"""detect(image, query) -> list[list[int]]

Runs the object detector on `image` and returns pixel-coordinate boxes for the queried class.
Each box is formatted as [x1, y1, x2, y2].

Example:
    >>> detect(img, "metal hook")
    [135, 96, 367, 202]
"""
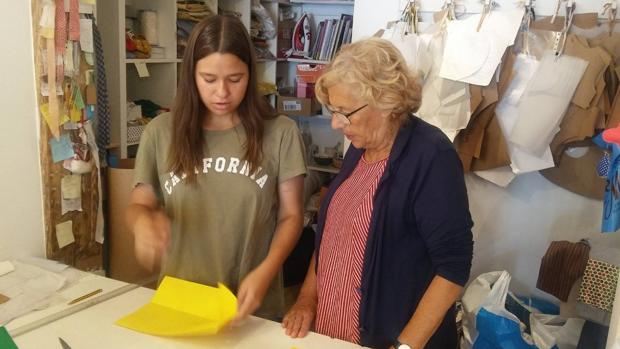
[550, 0, 565, 24]
[521, 0, 536, 55]
[602, 1, 618, 36]
[554, 0, 575, 58]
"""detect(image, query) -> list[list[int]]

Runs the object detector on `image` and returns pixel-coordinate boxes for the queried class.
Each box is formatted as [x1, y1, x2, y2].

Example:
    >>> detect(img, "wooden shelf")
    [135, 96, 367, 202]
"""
[287, 57, 330, 64]
[125, 58, 182, 64]
[290, 0, 354, 5]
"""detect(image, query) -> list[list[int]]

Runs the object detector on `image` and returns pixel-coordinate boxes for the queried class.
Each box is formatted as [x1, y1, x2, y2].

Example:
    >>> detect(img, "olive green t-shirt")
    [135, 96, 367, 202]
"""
[133, 112, 307, 319]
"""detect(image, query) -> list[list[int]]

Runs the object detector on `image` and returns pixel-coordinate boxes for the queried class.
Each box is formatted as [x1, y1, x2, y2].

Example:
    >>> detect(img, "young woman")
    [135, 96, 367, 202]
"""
[126, 15, 307, 322]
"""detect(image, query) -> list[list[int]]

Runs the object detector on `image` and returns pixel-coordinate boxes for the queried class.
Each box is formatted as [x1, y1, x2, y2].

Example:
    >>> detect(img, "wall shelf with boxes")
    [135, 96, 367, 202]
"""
[98, 0, 352, 163]
[270, 0, 355, 174]
[98, 0, 219, 159]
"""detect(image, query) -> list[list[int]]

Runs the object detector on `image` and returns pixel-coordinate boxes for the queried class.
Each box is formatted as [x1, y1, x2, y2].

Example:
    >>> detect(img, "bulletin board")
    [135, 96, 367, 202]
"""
[31, 0, 103, 271]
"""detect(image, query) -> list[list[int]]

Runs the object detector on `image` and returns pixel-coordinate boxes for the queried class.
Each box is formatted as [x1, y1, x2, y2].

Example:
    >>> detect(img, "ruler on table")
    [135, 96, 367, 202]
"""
[8, 276, 157, 338]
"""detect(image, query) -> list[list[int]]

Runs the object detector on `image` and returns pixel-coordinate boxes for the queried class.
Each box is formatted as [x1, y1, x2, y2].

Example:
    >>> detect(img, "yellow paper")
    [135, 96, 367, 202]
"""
[116, 276, 237, 336]
[70, 107, 81, 122]
[60, 113, 70, 125]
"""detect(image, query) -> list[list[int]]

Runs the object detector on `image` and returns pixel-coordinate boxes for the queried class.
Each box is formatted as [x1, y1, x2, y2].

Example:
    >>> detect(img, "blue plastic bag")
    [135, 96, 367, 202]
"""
[462, 271, 538, 349]
[593, 133, 620, 233]
[473, 308, 538, 349]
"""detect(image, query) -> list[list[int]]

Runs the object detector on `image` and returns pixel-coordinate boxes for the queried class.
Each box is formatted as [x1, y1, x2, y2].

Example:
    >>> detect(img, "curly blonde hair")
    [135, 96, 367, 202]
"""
[315, 37, 422, 124]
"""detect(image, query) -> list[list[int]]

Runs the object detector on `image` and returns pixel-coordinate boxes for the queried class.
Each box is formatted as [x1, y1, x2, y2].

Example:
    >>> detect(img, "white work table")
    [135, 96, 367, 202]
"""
[8, 275, 365, 349]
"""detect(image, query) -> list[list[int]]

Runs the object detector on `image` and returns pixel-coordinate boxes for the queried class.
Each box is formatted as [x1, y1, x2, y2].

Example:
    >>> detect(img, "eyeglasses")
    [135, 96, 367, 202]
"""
[325, 104, 368, 124]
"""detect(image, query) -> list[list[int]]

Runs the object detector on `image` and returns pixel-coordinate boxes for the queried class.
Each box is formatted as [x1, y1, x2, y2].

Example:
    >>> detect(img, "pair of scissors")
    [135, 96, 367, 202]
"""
[58, 337, 72, 349]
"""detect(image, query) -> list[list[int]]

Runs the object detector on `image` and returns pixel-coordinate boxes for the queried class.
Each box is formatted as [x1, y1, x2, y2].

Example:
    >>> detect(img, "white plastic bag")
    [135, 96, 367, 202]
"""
[530, 314, 584, 349]
[461, 271, 537, 349]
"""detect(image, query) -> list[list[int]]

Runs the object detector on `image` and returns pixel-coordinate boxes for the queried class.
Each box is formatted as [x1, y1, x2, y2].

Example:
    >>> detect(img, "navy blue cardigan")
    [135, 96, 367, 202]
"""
[315, 117, 474, 349]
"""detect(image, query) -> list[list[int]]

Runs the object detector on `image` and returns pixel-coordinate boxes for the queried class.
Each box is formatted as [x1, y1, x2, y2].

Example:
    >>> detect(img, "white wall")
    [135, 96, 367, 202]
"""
[467, 173, 620, 295]
[352, 0, 620, 298]
[0, 2, 45, 259]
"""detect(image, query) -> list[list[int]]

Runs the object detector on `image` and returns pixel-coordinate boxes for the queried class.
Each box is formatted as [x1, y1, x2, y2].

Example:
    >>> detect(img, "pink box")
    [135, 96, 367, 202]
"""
[296, 81, 315, 98]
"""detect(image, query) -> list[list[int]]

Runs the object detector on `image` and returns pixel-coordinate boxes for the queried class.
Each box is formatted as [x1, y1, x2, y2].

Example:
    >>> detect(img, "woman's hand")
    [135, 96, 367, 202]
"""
[231, 264, 273, 325]
[133, 209, 170, 271]
[282, 295, 316, 338]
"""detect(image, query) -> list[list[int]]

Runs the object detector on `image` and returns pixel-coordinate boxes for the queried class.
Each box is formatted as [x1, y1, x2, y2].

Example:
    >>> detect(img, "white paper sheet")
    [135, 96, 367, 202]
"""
[61, 175, 81, 199]
[510, 52, 588, 157]
[134, 62, 150, 78]
[0, 261, 67, 325]
[381, 22, 434, 79]
[416, 27, 471, 140]
[494, 54, 556, 174]
[439, 9, 525, 86]
[474, 166, 517, 187]
[79, 18, 94, 53]
[56, 221, 75, 249]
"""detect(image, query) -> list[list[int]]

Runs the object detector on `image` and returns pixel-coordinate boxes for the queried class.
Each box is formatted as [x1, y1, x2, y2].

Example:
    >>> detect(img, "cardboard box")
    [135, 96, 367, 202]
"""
[296, 64, 325, 83]
[277, 96, 322, 117]
[107, 159, 158, 286]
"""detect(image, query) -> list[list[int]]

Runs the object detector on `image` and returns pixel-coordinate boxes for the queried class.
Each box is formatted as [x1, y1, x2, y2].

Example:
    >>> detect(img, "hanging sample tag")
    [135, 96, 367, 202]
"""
[64, 41, 74, 76]
[86, 84, 96, 104]
[134, 62, 150, 78]
[79, 18, 94, 53]
[61, 174, 82, 199]
[73, 85, 85, 109]
[49, 134, 75, 163]
[55, 221, 75, 248]
[70, 107, 81, 122]
[46, 39, 61, 139]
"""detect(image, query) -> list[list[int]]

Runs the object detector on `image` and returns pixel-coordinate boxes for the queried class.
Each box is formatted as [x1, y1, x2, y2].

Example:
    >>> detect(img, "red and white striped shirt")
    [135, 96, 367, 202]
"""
[315, 155, 388, 344]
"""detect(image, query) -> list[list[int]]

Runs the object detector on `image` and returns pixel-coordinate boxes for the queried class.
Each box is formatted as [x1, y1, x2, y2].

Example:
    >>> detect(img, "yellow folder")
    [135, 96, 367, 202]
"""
[116, 276, 237, 336]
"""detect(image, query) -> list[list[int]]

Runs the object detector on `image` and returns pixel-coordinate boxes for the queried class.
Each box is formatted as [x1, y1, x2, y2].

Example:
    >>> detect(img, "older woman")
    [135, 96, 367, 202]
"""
[282, 38, 474, 349]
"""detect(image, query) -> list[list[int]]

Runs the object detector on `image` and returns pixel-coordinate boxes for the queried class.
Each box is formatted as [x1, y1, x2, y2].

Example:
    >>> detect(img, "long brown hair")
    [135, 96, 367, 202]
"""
[169, 15, 275, 181]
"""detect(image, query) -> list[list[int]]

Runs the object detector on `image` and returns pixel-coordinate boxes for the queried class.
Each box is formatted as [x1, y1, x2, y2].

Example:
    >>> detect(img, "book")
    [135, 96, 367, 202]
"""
[326, 17, 344, 60]
[334, 14, 353, 57]
[320, 19, 336, 61]
[312, 20, 326, 60]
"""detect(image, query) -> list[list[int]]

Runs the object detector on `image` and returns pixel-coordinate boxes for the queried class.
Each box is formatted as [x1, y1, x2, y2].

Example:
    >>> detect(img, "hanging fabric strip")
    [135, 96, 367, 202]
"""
[64, 41, 74, 77]
[39, 0, 55, 39]
[90, 15, 110, 166]
[47, 38, 60, 139]
[54, 0, 67, 83]
[54, 0, 66, 54]
[68, 0, 80, 41]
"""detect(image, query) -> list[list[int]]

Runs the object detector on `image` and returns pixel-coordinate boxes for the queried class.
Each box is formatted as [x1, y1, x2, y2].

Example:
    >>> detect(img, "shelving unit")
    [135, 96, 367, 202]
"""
[287, 57, 330, 64]
[97, 0, 353, 161]
[97, 0, 195, 158]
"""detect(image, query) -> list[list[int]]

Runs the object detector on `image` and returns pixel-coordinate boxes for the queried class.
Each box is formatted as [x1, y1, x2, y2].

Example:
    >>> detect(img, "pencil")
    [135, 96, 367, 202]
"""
[67, 288, 103, 305]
